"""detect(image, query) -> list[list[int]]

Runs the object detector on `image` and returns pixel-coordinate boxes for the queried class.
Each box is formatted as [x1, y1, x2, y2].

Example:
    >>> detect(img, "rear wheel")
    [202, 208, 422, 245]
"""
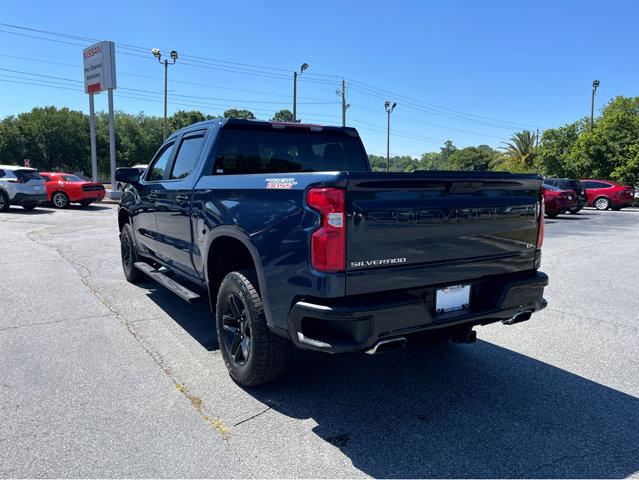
[569, 207, 581, 214]
[22, 205, 36, 211]
[0, 191, 9, 212]
[216, 270, 291, 386]
[120, 223, 145, 284]
[52, 191, 70, 209]
[594, 197, 610, 210]
[545, 211, 559, 218]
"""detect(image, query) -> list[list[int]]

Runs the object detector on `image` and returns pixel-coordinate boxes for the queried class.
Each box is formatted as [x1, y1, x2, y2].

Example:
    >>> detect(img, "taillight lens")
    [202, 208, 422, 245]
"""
[537, 190, 545, 248]
[306, 187, 345, 272]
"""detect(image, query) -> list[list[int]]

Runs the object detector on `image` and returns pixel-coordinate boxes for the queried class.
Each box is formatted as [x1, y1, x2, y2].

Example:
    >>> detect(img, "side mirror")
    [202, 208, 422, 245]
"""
[115, 167, 142, 184]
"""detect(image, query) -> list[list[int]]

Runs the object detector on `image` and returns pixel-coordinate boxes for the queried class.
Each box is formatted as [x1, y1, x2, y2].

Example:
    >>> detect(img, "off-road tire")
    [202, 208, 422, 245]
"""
[216, 270, 291, 386]
[120, 223, 145, 284]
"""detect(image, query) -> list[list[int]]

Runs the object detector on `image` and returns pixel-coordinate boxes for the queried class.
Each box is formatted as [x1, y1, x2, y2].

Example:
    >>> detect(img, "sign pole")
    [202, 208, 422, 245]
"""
[107, 88, 116, 191]
[88, 93, 98, 182]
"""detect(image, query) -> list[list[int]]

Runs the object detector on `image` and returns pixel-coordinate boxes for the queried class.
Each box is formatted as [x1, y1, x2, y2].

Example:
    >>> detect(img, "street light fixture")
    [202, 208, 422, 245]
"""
[152, 48, 179, 140]
[293, 63, 309, 123]
[590, 79, 600, 132]
[384, 101, 397, 171]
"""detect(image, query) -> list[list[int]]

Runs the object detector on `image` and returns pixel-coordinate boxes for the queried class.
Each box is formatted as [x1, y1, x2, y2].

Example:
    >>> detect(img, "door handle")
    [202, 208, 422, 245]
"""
[176, 194, 189, 205]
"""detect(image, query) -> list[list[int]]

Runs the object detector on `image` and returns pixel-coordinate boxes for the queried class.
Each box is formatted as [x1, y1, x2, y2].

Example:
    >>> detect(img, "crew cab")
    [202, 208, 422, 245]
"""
[116, 119, 548, 386]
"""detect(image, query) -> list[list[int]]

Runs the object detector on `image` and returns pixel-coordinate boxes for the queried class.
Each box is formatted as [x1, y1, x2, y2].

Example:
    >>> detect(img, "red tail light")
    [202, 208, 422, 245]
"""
[537, 189, 545, 248]
[306, 187, 345, 272]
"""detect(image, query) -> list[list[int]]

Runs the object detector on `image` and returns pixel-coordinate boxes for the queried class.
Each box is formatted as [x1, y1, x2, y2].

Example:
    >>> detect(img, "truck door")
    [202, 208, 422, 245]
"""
[133, 141, 176, 258]
[155, 130, 207, 278]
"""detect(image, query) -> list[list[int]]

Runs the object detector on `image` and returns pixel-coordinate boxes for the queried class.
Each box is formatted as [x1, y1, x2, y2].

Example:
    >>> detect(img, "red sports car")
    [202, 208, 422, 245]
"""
[542, 184, 577, 218]
[580, 179, 635, 210]
[39, 172, 106, 208]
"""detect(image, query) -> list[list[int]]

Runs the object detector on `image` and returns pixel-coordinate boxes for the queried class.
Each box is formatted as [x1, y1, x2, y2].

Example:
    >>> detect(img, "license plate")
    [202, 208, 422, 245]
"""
[436, 284, 470, 314]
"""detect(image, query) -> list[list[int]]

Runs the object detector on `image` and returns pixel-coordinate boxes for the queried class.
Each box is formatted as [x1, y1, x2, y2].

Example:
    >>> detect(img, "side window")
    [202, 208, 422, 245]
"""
[169, 134, 205, 180]
[0, 169, 5, 178]
[582, 181, 594, 188]
[596, 182, 612, 188]
[41, 175, 52, 182]
[147, 142, 175, 181]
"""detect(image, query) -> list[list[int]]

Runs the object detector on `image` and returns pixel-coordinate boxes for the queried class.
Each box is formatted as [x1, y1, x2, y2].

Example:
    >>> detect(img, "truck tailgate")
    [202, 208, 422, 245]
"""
[345, 171, 542, 295]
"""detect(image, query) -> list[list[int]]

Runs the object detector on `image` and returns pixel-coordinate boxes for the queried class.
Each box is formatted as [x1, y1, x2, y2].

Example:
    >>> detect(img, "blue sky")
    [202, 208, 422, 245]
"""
[0, 0, 637, 157]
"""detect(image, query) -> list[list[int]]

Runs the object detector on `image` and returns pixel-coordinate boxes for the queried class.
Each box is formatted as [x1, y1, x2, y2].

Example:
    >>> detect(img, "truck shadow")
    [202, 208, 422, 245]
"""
[248, 340, 639, 478]
[145, 284, 219, 351]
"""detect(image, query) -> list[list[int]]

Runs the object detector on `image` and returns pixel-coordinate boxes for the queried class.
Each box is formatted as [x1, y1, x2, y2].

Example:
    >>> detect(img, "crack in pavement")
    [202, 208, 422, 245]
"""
[22, 222, 256, 475]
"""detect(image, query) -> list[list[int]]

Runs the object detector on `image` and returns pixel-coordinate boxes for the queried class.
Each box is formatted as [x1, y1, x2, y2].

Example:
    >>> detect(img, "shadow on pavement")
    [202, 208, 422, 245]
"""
[141, 285, 638, 477]
[249, 340, 639, 478]
[1, 207, 54, 215]
[145, 283, 219, 351]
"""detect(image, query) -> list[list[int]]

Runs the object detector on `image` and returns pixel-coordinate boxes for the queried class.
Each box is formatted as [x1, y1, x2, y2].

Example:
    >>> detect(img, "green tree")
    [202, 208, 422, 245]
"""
[535, 120, 586, 177]
[440, 140, 457, 163]
[223, 109, 256, 120]
[500, 130, 537, 169]
[447, 145, 496, 171]
[169, 110, 210, 132]
[416, 151, 443, 170]
[270, 109, 294, 122]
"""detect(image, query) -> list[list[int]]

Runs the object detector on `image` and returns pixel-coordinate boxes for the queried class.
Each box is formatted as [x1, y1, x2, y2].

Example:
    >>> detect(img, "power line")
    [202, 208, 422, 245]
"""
[0, 22, 539, 131]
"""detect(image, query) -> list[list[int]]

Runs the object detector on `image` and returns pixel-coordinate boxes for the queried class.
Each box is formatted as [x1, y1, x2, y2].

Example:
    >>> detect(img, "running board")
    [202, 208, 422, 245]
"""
[134, 262, 201, 302]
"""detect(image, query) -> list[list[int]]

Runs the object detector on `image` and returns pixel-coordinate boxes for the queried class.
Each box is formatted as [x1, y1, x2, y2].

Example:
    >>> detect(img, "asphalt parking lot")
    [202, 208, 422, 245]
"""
[1, 203, 638, 478]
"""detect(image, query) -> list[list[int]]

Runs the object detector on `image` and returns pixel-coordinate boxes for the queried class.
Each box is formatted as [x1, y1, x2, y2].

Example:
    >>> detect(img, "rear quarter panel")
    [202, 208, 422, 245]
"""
[192, 172, 346, 329]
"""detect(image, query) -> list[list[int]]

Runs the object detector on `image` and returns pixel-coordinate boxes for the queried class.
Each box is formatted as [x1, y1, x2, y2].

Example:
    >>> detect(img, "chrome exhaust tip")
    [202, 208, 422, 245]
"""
[503, 310, 533, 325]
[366, 337, 407, 354]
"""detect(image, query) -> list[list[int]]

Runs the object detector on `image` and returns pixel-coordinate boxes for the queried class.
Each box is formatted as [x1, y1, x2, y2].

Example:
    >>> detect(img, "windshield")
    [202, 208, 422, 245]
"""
[62, 175, 85, 182]
[214, 125, 370, 174]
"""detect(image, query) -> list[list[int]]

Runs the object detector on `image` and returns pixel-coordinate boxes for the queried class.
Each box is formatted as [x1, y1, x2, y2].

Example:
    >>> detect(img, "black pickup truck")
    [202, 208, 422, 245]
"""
[116, 119, 548, 386]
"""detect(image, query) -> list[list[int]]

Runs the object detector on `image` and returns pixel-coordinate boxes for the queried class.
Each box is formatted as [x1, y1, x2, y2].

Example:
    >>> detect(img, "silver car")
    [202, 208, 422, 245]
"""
[0, 165, 47, 211]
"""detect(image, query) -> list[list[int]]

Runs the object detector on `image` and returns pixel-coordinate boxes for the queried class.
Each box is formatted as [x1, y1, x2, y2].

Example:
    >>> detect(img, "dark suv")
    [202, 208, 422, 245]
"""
[543, 178, 587, 213]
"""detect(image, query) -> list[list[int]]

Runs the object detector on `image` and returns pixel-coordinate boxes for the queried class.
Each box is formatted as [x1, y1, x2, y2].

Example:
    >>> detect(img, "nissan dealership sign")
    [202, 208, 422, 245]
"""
[83, 41, 117, 93]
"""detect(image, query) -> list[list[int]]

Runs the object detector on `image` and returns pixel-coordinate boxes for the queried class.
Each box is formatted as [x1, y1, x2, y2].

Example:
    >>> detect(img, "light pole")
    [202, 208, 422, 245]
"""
[384, 101, 397, 172]
[293, 63, 308, 123]
[590, 79, 600, 133]
[152, 48, 178, 140]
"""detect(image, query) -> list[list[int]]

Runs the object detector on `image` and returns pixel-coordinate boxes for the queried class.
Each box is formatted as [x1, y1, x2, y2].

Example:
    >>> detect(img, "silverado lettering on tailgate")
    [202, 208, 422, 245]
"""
[364, 205, 536, 226]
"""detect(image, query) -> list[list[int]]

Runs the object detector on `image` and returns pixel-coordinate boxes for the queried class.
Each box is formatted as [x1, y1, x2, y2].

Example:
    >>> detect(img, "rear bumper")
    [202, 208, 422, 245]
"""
[12, 193, 47, 206]
[287, 271, 548, 353]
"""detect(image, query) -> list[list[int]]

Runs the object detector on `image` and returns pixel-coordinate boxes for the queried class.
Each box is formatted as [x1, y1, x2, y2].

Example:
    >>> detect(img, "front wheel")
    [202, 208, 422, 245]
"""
[594, 197, 610, 210]
[120, 223, 145, 284]
[216, 271, 291, 386]
[569, 207, 581, 214]
[545, 211, 559, 218]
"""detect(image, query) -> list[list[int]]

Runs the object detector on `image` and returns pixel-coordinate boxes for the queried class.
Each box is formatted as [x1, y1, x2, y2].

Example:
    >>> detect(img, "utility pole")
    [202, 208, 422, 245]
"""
[336, 78, 351, 127]
[152, 48, 179, 140]
[536, 127, 540, 148]
[384, 101, 397, 172]
[293, 63, 308, 123]
[590, 79, 600, 133]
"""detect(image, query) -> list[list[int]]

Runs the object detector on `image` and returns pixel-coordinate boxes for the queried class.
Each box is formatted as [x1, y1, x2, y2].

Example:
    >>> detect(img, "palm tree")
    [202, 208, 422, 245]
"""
[501, 130, 537, 167]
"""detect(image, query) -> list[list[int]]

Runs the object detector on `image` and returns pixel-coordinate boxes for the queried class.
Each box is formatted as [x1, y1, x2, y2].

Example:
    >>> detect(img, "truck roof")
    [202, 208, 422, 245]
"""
[171, 118, 360, 138]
